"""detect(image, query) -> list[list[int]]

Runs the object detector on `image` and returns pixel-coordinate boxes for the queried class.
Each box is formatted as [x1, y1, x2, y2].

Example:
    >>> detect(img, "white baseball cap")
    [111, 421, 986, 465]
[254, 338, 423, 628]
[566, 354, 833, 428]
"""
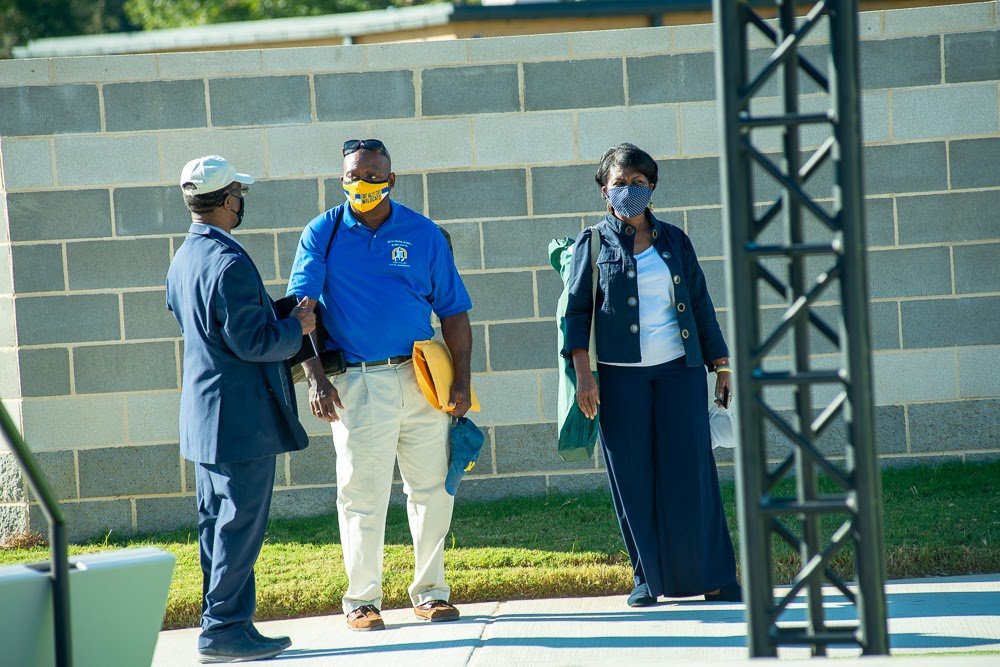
[179, 155, 253, 195]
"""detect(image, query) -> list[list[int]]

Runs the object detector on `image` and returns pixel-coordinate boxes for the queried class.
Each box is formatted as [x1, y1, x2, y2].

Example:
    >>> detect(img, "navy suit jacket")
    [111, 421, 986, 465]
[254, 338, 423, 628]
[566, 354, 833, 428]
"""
[166, 223, 309, 464]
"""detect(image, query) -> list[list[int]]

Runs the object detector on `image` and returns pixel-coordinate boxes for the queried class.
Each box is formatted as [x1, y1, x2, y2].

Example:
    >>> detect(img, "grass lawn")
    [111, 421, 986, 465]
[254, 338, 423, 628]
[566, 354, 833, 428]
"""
[1, 460, 997, 630]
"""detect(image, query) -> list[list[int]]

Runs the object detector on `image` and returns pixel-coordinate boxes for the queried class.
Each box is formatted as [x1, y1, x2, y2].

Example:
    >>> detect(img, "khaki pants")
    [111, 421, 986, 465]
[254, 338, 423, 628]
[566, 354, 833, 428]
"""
[330, 360, 453, 614]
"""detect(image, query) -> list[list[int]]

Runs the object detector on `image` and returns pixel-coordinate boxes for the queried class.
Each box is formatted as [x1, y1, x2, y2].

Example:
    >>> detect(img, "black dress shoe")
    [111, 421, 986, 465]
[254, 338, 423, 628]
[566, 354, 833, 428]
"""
[704, 582, 743, 602]
[627, 583, 656, 607]
[247, 624, 292, 651]
[198, 633, 287, 663]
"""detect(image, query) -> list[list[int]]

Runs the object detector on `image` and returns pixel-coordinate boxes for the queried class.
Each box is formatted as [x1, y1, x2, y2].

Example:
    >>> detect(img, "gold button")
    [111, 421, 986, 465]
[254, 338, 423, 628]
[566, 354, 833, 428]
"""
[625, 225, 635, 235]
[628, 297, 638, 306]
[627, 270, 636, 279]
[661, 251, 670, 259]
[630, 324, 639, 333]
[673, 275, 681, 284]
[681, 329, 690, 339]
[677, 302, 686, 312]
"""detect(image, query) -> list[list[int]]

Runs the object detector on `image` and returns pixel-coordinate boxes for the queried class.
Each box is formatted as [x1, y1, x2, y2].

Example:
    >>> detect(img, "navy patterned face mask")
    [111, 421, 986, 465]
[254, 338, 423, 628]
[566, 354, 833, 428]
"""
[606, 184, 652, 219]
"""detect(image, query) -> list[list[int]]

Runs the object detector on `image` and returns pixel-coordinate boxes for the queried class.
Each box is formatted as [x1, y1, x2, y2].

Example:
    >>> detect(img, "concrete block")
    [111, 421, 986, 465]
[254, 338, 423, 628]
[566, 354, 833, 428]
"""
[578, 106, 679, 161]
[524, 59, 624, 111]
[15, 294, 120, 345]
[161, 50, 261, 79]
[103, 80, 207, 132]
[489, 322, 555, 372]
[288, 435, 336, 486]
[945, 31, 1000, 83]
[868, 246, 952, 299]
[0, 84, 100, 137]
[909, 399, 1000, 453]
[0, 504, 28, 539]
[885, 4, 996, 37]
[10, 244, 64, 293]
[113, 185, 191, 237]
[876, 404, 908, 454]
[0, 245, 11, 295]
[860, 35, 941, 89]
[686, 208, 723, 257]
[954, 244, 1000, 295]
[865, 197, 895, 247]
[267, 122, 368, 177]
[30, 499, 132, 543]
[531, 164, 605, 216]
[539, 369, 558, 422]
[949, 137, 1000, 190]
[184, 460, 195, 494]
[79, 444, 181, 497]
[453, 475, 547, 503]
[276, 231, 302, 282]
[241, 179, 320, 232]
[472, 372, 543, 425]
[437, 221, 480, 272]
[898, 190, 1000, 244]
[427, 169, 527, 221]
[235, 232, 277, 281]
[66, 238, 169, 290]
[0, 138, 55, 190]
[315, 70, 415, 121]
[74, 342, 177, 394]
[0, 349, 16, 399]
[365, 40, 468, 69]
[473, 112, 575, 167]
[902, 297, 1000, 349]
[893, 84, 998, 140]
[680, 102, 718, 156]
[262, 45, 363, 74]
[482, 217, 580, 269]
[548, 472, 606, 495]
[0, 297, 14, 347]
[55, 135, 161, 187]
[50, 54, 157, 84]
[469, 33, 570, 63]
[628, 52, 715, 105]
[672, 23, 714, 52]
[135, 495, 196, 535]
[495, 422, 588, 473]
[126, 392, 181, 444]
[210, 76, 311, 127]
[0, 454, 25, 502]
[124, 289, 180, 341]
[422, 65, 519, 116]
[660, 157, 721, 208]
[958, 346, 1000, 399]
[7, 189, 112, 242]
[699, 258, 727, 308]
[861, 89, 891, 144]
[0, 58, 50, 85]
[29, 450, 78, 501]
[864, 142, 947, 196]
[870, 300, 902, 351]
[461, 272, 534, 322]
[270, 486, 338, 520]
[160, 128, 267, 185]
[17, 348, 71, 398]
[369, 118, 473, 171]
[21, 395, 125, 450]
[873, 350, 958, 404]
[537, 269, 565, 319]
[570, 26, 670, 57]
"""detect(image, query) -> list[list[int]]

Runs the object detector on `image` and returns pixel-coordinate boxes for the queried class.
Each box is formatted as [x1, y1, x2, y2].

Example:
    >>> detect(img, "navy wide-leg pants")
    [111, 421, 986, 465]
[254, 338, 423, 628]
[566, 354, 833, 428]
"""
[597, 358, 737, 598]
[195, 456, 276, 645]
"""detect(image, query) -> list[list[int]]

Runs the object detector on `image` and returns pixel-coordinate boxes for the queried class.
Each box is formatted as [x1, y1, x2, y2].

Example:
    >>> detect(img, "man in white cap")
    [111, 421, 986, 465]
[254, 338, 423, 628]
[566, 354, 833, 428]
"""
[166, 155, 316, 663]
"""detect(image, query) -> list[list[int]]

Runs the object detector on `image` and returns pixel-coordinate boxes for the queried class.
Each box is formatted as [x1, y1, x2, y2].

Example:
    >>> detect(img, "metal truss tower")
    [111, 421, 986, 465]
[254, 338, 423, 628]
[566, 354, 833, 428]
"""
[713, 0, 889, 656]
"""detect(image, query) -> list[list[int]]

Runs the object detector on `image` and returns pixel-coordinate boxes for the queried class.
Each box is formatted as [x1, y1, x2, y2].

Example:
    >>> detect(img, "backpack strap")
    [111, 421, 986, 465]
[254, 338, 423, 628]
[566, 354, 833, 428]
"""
[324, 206, 344, 259]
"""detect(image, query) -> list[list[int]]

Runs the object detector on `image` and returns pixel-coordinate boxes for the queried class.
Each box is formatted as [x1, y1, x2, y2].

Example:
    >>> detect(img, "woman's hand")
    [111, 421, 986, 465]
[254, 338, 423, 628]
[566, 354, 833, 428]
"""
[571, 348, 599, 419]
[712, 357, 733, 408]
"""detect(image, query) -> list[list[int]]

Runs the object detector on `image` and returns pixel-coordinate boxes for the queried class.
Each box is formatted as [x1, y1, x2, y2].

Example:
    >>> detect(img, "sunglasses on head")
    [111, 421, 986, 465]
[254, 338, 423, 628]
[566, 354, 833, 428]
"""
[343, 139, 388, 157]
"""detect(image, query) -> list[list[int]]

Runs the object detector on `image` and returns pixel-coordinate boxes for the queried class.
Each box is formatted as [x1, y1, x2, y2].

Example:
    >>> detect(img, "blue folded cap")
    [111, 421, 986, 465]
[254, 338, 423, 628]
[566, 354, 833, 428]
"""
[445, 417, 485, 496]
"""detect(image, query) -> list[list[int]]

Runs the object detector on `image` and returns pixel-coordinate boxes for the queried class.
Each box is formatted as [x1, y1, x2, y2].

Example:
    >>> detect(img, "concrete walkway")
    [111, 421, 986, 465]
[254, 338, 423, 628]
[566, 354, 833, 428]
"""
[152, 575, 1000, 666]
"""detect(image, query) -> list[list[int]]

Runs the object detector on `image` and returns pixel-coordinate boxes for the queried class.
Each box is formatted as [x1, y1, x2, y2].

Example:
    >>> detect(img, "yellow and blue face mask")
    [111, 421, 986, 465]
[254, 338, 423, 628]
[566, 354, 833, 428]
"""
[343, 179, 390, 213]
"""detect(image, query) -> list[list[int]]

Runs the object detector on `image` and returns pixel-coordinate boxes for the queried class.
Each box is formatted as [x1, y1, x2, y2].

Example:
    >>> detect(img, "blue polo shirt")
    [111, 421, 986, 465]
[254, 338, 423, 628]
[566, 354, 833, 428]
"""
[286, 201, 472, 363]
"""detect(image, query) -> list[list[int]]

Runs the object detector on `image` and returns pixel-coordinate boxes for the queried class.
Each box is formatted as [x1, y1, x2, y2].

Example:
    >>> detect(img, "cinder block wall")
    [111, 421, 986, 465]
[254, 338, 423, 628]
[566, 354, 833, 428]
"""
[0, 3, 998, 541]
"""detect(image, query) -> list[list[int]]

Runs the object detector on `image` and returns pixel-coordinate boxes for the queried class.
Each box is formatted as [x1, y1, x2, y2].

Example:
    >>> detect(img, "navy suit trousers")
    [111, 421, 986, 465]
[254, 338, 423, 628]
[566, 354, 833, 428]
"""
[195, 456, 276, 643]
[597, 358, 738, 598]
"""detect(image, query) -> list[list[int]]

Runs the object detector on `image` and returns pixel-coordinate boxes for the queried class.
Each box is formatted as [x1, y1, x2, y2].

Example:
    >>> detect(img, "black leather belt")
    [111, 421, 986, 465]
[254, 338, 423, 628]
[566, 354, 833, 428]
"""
[345, 355, 411, 369]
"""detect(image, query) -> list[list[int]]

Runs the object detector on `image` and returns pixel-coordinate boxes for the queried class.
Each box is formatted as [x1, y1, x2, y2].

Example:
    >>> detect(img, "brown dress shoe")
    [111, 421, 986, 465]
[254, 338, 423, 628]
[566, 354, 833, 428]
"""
[413, 600, 460, 622]
[346, 605, 385, 631]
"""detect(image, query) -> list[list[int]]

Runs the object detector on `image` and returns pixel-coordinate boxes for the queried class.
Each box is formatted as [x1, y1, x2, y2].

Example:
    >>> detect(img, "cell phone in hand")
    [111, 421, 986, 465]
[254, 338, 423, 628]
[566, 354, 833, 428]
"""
[720, 385, 731, 410]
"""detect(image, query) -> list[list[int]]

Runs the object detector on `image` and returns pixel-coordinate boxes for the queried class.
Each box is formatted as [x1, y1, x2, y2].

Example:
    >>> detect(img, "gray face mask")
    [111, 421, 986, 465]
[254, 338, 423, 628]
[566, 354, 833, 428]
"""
[606, 184, 652, 218]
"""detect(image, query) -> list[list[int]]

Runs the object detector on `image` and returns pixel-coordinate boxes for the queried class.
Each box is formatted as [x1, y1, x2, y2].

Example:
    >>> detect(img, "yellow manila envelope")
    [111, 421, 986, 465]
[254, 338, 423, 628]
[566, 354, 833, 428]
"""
[412, 340, 481, 413]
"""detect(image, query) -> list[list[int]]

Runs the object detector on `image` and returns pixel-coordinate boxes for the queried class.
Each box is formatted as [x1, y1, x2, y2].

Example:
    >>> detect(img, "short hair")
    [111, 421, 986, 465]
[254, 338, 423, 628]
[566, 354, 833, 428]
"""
[182, 184, 230, 213]
[594, 143, 658, 188]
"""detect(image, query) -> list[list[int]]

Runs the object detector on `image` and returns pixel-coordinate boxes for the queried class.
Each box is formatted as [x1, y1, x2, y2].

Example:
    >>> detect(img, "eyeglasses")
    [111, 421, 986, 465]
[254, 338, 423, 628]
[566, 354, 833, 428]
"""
[343, 139, 388, 157]
[229, 185, 249, 197]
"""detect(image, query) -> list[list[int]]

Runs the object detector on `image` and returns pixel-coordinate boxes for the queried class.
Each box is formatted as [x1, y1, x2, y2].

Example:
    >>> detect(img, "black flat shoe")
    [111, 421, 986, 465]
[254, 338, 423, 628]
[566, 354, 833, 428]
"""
[627, 583, 656, 607]
[704, 582, 743, 602]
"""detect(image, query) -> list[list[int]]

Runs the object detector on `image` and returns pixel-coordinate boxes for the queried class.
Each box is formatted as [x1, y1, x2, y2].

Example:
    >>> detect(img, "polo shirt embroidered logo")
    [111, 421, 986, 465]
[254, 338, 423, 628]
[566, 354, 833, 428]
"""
[391, 246, 408, 263]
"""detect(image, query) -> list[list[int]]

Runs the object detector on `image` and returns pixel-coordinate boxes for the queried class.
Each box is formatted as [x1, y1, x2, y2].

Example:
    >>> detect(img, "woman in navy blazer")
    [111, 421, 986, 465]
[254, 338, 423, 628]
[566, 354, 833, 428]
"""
[563, 143, 741, 607]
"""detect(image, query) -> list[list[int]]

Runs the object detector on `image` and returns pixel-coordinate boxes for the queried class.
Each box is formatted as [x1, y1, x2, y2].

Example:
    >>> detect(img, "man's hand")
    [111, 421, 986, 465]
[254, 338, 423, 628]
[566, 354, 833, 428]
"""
[290, 296, 316, 335]
[309, 373, 344, 422]
[447, 382, 472, 418]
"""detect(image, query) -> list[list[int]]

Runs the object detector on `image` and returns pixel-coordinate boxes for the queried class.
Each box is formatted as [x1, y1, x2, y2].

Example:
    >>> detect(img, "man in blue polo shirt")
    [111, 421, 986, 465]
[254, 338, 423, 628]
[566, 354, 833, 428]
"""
[287, 139, 473, 631]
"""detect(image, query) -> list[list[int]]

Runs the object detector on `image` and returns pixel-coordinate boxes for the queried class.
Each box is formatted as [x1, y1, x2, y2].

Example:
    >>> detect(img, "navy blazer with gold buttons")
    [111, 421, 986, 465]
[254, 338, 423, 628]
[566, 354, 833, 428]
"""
[562, 212, 728, 368]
